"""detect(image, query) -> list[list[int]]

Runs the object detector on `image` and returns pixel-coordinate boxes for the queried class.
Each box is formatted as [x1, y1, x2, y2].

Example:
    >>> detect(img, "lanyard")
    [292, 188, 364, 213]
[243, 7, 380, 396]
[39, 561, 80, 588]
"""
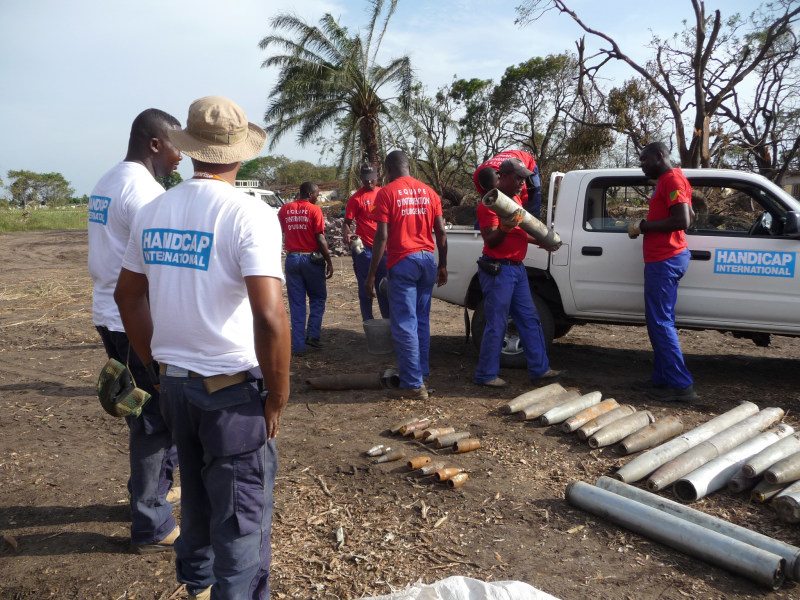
[193, 171, 231, 185]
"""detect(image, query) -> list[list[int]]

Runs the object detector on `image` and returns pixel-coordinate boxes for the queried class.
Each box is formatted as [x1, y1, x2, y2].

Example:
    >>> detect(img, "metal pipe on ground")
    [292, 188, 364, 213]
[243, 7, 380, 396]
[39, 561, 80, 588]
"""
[577, 405, 636, 441]
[482, 188, 562, 250]
[615, 401, 760, 484]
[674, 424, 795, 503]
[518, 390, 580, 421]
[539, 391, 603, 426]
[752, 480, 788, 503]
[588, 411, 654, 449]
[646, 408, 784, 492]
[773, 481, 800, 523]
[764, 451, 800, 485]
[562, 399, 619, 433]
[743, 433, 800, 478]
[595, 476, 800, 582]
[306, 373, 383, 390]
[500, 383, 565, 414]
[616, 416, 684, 455]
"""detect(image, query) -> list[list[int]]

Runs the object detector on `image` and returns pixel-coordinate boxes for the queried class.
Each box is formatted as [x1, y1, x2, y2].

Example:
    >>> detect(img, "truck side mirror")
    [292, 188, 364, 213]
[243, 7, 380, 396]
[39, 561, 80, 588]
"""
[784, 211, 800, 238]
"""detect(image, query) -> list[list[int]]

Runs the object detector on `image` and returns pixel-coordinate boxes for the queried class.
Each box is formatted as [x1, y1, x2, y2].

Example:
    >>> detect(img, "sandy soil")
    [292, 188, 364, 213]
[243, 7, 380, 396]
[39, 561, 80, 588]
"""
[1, 229, 799, 600]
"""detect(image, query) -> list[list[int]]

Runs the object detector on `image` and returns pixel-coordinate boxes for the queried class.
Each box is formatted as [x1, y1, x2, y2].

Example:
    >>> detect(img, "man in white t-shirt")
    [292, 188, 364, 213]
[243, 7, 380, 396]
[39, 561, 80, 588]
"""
[115, 96, 290, 600]
[88, 108, 183, 553]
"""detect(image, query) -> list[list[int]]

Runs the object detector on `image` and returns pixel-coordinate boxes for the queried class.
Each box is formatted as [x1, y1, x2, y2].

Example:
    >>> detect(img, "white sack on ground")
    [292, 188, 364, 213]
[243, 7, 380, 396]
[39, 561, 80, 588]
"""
[357, 576, 560, 600]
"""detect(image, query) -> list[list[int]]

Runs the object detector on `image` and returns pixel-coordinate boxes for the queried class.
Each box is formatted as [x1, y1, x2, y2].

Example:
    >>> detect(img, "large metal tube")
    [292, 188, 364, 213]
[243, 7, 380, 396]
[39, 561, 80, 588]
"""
[306, 373, 383, 390]
[577, 405, 636, 441]
[566, 480, 785, 589]
[774, 481, 800, 523]
[674, 425, 795, 503]
[646, 408, 784, 492]
[743, 433, 800, 478]
[482, 188, 562, 250]
[596, 476, 800, 582]
[764, 451, 800, 485]
[539, 391, 603, 426]
[752, 479, 788, 503]
[518, 390, 580, 421]
[500, 383, 565, 414]
[616, 402, 760, 484]
[588, 411, 654, 449]
[562, 399, 619, 433]
[616, 416, 684, 455]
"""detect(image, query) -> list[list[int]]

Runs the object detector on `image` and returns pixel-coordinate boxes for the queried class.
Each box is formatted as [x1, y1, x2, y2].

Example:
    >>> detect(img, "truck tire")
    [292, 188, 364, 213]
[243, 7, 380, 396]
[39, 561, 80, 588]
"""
[471, 292, 555, 369]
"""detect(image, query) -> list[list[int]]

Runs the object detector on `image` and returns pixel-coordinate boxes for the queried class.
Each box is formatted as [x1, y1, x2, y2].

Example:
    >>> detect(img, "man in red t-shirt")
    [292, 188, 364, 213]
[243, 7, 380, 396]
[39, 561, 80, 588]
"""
[365, 150, 448, 400]
[473, 150, 542, 219]
[628, 141, 696, 402]
[342, 162, 390, 321]
[473, 160, 559, 387]
[278, 181, 333, 355]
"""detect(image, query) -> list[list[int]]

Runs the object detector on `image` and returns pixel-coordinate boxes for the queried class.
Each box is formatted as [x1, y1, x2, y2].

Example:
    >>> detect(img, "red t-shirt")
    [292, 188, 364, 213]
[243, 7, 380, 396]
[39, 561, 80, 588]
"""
[643, 168, 692, 263]
[473, 150, 537, 203]
[344, 186, 381, 247]
[477, 196, 528, 262]
[371, 176, 442, 269]
[277, 199, 324, 252]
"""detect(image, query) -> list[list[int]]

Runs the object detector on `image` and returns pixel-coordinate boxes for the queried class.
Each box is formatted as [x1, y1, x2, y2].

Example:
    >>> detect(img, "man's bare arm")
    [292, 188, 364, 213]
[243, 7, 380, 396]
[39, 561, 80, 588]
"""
[114, 268, 154, 365]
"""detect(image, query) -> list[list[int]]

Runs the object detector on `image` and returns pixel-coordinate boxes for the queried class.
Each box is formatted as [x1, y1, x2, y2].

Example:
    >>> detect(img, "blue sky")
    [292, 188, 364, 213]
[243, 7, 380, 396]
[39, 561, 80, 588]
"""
[0, 0, 759, 196]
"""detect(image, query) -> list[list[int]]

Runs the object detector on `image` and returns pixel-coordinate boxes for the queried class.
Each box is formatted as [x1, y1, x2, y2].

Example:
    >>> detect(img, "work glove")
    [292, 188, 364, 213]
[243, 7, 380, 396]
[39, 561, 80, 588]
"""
[627, 219, 646, 239]
[499, 210, 524, 233]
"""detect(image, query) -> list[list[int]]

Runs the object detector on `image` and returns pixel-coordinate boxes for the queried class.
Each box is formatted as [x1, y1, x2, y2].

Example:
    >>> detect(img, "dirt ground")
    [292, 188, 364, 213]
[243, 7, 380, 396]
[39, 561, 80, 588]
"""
[2, 229, 800, 600]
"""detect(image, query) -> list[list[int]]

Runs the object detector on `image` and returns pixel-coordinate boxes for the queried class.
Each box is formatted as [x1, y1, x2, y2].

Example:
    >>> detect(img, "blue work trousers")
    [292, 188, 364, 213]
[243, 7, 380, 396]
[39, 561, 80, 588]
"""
[160, 375, 277, 600]
[95, 326, 177, 546]
[352, 246, 390, 321]
[644, 250, 693, 389]
[285, 253, 327, 352]
[474, 264, 550, 383]
[387, 252, 436, 389]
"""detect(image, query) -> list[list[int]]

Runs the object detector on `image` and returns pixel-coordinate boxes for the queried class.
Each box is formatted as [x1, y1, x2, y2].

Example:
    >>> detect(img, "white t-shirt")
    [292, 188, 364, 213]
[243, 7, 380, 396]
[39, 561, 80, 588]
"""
[88, 162, 165, 331]
[122, 178, 284, 376]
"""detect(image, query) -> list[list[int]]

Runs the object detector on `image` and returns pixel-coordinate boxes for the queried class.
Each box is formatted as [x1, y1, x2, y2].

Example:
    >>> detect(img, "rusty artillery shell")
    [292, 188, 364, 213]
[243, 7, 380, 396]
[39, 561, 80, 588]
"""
[390, 416, 420, 434]
[589, 411, 655, 449]
[407, 456, 432, 471]
[373, 450, 405, 464]
[448, 473, 469, 488]
[577, 405, 636, 441]
[419, 461, 446, 475]
[400, 419, 431, 436]
[751, 479, 788, 503]
[500, 383, 565, 414]
[422, 427, 455, 442]
[518, 390, 580, 421]
[616, 415, 684, 455]
[306, 373, 382, 390]
[562, 399, 620, 433]
[435, 431, 470, 449]
[412, 428, 430, 440]
[434, 467, 463, 482]
[454, 438, 481, 453]
[366, 444, 390, 457]
[764, 451, 800, 485]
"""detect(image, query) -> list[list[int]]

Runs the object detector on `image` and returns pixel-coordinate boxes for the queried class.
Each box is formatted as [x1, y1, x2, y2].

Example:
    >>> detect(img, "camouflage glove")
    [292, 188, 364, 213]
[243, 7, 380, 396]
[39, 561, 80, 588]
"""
[97, 358, 151, 418]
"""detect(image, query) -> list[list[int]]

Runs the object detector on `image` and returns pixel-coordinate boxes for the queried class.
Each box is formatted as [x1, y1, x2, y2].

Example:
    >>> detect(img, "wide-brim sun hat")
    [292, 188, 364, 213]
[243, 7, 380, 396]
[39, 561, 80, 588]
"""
[168, 95, 266, 164]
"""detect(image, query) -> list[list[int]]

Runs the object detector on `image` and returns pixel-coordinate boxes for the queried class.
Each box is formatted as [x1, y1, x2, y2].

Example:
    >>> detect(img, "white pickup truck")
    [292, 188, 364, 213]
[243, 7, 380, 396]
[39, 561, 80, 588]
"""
[433, 169, 800, 367]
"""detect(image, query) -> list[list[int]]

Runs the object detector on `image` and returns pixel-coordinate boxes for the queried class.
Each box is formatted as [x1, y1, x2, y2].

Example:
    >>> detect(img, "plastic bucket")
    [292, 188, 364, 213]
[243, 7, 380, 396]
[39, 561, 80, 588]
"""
[363, 318, 394, 355]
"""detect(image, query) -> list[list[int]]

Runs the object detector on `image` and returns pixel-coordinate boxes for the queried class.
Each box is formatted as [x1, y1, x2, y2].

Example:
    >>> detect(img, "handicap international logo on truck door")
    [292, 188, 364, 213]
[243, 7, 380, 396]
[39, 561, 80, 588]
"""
[142, 228, 213, 271]
[88, 195, 111, 225]
[714, 249, 796, 278]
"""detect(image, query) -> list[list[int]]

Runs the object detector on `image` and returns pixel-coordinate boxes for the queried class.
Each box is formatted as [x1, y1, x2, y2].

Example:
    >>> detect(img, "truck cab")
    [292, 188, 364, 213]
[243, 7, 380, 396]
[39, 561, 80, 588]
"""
[235, 180, 285, 210]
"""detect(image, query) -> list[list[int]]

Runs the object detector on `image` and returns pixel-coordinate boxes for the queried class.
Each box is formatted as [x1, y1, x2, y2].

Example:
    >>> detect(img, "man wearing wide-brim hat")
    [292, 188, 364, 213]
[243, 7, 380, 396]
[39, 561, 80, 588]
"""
[115, 96, 291, 600]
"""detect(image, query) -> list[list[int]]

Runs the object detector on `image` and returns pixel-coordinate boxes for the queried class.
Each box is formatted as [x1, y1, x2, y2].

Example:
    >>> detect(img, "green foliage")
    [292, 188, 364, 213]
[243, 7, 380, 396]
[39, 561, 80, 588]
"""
[0, 205, 88, 233]
[156, 171, 183, 190]
[7, 170, 75, 208]
[238, 155, 338, 187]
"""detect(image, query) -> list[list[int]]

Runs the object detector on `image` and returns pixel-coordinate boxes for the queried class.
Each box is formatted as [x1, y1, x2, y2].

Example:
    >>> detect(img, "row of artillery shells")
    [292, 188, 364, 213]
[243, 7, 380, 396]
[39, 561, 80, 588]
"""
[407, 457, 468, 487]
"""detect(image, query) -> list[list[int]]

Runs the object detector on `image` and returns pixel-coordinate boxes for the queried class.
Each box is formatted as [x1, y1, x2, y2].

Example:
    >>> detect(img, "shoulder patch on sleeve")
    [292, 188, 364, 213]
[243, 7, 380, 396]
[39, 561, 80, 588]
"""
[669, 190, 682, 202]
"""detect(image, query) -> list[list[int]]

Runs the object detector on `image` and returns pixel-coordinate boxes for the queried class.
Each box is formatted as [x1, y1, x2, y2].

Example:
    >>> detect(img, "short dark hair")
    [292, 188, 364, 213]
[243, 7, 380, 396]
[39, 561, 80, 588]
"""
[299, 181, 318, 198]
[477, 167, 498, 192]
[642, 141, 669, 158]
[129, 108, 180, 146]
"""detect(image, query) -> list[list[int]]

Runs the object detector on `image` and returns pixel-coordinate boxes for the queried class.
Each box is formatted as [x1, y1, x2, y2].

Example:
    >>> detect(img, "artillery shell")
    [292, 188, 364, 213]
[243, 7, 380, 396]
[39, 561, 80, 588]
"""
[407, 456, 432, 471]
[588, 411, 654, 449]
[500, 383, 565, 414]
[373, 451, 405, 464]
[412, 428, 430, 440]
[423, 427, 455, 442]
[615, 415, 683, 455]
[518, 390, 580, 421]
[390, 416, 420, 434]
[539, 391, 603, 426]
[366, 444, 389, 457]
[728, 472, 758, 494]
[419, 461, 446, 475]
[454, 438, 481, 453]
[435, 467, 463, 482]
[577, 405, 636, 441]
[764, 451, 800, 485]
[448, 473, 469, 488]
[435, 431, 470, 448]
[400, 419, 431, 436]
[562, 399, 620, 432]
[751, 480, 787, 503]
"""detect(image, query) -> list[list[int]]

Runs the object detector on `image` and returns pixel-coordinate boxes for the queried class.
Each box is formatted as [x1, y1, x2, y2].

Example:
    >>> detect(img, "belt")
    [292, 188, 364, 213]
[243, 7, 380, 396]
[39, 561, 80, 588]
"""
[414, 249, 432, 254]
[287, 251, 312, 255]
[159, 363, 248, 394]
[481, 256, 522, 266]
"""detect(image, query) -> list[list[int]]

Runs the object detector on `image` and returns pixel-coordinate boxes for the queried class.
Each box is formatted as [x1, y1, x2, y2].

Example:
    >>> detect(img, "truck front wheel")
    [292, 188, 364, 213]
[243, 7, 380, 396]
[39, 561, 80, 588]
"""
[471, 292, 555, 369]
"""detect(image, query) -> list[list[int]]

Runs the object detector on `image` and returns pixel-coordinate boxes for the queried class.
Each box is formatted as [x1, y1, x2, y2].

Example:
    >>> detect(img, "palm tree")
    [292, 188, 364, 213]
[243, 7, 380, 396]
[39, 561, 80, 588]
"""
[259, 0, 414, 183]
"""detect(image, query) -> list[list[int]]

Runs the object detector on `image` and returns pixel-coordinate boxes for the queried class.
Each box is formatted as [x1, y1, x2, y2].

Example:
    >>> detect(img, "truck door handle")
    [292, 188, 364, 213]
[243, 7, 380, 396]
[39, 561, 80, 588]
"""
[581, 246, 603, 256]
[690, 250, 711, 261]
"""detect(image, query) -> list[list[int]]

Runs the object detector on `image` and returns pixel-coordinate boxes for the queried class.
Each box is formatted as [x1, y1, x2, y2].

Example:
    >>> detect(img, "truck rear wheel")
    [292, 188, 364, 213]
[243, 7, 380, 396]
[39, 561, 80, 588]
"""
[471, 292, 554, 369]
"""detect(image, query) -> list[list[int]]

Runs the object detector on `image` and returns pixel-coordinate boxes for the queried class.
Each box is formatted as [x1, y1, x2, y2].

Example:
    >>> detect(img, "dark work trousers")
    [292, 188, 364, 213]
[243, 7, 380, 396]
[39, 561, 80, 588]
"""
[644, 249, 693, 389]
[474, 263, 550, 384]
[160, 374, 277, 600]
[386, 251, 436, 390]
[351, 246, 390, 321]
[284, 253, 327, 353]
[95, 326, 177, 545]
